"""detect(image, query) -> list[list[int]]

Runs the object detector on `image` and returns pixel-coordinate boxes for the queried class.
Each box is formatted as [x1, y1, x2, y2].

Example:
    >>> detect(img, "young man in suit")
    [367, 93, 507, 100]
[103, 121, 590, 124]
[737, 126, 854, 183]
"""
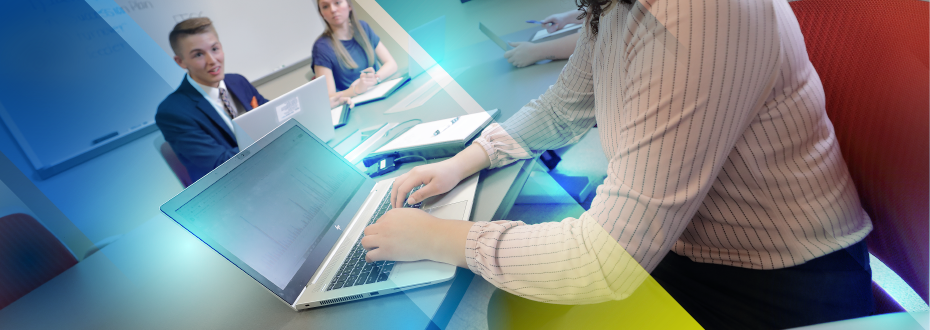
[155, 17, 268, 183]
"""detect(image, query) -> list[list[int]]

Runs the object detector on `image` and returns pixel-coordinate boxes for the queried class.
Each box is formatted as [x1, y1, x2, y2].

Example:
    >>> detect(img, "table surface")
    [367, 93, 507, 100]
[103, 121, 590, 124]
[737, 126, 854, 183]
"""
[0, 26, 565, 330]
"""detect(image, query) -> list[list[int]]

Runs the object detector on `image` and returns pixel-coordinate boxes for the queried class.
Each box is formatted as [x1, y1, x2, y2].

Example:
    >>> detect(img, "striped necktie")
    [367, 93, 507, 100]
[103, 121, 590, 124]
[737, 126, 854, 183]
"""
[218, 87, 239, 119]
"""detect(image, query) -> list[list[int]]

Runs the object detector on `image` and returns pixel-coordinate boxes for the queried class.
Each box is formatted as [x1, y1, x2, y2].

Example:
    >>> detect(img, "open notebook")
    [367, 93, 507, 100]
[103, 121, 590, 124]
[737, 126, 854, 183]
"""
[351, 76, 409, 105]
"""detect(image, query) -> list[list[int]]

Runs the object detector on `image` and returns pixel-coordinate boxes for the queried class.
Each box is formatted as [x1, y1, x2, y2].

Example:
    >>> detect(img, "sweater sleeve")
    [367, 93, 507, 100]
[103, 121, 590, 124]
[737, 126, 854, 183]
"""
[473, 25, 596, 169]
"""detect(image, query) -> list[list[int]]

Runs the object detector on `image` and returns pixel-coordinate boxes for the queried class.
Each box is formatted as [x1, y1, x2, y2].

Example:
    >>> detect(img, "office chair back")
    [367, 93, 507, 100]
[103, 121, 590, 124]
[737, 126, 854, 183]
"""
[157, 139, 193, 188]
[790, 0, 929, 313]
[0, 213, 78, 310]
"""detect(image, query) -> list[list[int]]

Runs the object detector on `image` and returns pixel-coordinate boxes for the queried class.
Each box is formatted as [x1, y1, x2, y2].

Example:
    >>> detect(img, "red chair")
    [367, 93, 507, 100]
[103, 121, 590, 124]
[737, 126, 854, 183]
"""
[155, 135, 193, 188]
[790, 0, 928, 314]
[0, 213, 77, 310]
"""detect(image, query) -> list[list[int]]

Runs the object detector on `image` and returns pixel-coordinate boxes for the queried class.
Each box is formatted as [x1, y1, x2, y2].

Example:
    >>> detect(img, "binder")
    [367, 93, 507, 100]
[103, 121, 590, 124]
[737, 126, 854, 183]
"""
[362, 109, 499, 167]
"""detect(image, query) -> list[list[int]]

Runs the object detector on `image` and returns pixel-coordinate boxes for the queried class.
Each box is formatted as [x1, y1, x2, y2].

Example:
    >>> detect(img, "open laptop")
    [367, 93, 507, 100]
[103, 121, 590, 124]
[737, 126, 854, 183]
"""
[233, 78, 334, 148]
[160, 119, 479, 310]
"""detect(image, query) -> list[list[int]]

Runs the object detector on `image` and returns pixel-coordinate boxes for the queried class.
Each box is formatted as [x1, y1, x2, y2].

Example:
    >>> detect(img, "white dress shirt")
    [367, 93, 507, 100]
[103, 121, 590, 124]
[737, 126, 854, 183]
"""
[188, 74, 242, 134]
[467, 0, 872, 304]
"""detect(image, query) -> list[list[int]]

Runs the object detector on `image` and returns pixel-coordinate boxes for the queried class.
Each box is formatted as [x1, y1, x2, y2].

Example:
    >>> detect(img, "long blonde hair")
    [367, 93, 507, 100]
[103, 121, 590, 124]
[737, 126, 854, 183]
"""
[317, 0, 376, 70]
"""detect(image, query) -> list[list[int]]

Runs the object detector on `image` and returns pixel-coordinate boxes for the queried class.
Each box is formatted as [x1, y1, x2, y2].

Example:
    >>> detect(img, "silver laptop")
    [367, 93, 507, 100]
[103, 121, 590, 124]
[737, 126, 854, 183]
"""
[160, 119, 478, 310]
[233, 78, 334, 148]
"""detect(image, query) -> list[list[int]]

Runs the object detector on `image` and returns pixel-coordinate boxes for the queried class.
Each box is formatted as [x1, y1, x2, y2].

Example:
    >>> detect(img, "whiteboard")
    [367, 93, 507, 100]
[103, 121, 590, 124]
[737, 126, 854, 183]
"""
[117, 0, 327, 82]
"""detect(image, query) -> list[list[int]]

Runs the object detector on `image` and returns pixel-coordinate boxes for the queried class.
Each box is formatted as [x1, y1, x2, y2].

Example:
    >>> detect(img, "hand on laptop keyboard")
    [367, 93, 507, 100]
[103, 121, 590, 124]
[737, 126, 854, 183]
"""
[402, 184, 426, 208]
[327, 184, 426, 291]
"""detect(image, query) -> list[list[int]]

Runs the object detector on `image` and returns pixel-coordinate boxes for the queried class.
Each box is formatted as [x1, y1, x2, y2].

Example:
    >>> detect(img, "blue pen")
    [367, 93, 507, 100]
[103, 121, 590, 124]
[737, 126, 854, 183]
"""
[526, 20, 545, 25]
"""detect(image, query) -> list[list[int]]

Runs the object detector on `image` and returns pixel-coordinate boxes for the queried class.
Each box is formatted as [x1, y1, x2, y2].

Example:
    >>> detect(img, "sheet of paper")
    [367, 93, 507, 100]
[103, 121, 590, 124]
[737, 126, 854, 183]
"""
[375, 112, 491, 153]
[331, 106, 343, 125]
[531, 23, 582, 42]
[351, 77, 404, 104]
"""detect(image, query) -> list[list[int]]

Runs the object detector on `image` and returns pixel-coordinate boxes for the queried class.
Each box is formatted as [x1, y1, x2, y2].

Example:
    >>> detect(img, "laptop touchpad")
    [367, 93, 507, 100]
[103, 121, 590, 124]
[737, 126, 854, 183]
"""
[425, 200, 468, 220]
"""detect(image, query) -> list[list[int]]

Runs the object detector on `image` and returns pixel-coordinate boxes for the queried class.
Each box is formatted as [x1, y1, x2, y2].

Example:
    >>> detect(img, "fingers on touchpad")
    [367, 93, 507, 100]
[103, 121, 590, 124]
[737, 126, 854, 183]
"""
[425, 200, 468, 220]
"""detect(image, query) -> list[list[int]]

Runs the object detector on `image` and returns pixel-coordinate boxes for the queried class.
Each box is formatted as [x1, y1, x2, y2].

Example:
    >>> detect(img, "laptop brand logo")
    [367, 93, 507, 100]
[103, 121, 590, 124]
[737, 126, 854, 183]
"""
[335, 225, 342, 231]
[237, 150, 251, 159]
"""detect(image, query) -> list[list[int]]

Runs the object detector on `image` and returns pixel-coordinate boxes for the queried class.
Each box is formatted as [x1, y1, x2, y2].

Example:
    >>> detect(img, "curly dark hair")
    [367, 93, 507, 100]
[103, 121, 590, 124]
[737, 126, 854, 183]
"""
[576, 0, 633, 38]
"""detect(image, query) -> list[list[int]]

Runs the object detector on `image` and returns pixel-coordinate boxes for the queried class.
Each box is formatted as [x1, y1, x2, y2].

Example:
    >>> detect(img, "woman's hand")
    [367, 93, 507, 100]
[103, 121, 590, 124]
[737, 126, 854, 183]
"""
[352, 67, 378, 95]
[541, 10, 584, 33]
[389, 159, 467, 209]
[329, 95, 354, 108]
[390, 143, 492, 208]
[361, 208, 473, 267]
[504, 42, 543, 68]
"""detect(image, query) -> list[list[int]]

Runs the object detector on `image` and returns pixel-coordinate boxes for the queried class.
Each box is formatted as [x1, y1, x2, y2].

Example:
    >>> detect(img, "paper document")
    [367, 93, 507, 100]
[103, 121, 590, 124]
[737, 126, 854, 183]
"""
[331, 106, 343, 125]
[375, 112, 492, 153]
[531, 23, 582, 42]
[352, 77, 404, 104]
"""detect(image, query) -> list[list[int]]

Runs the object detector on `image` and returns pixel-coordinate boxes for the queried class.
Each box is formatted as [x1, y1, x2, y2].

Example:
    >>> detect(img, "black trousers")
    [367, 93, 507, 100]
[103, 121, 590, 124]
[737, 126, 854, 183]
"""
[487, 241, 873, 330]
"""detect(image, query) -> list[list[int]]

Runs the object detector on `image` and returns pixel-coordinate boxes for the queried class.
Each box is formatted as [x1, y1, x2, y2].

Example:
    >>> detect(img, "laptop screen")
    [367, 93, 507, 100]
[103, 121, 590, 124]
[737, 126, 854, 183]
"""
[169, 123, 366, 302]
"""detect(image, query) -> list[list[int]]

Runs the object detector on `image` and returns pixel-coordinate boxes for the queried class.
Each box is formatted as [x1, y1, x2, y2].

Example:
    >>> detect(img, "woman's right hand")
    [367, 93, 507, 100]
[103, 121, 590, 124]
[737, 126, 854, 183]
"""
[390, 159, 466, 209]
[353, 67, 378, 95]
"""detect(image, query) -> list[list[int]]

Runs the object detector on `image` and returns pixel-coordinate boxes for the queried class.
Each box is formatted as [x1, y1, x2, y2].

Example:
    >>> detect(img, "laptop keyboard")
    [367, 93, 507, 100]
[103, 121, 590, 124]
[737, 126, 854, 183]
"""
[325, 185, 424, 291]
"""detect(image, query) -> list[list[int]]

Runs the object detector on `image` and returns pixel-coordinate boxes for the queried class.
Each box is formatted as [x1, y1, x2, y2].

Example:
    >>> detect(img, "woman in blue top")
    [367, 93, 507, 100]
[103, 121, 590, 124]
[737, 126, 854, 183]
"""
[313, 0, 397, 98]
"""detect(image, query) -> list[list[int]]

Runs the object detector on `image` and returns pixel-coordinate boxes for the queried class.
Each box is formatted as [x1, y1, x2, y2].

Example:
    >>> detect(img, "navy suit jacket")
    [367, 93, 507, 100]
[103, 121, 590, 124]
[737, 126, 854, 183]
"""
[155, 74, 268, 182]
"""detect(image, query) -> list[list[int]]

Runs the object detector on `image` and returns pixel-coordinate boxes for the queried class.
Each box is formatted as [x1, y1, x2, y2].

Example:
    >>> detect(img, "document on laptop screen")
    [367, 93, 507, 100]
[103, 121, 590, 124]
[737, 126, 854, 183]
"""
[176, 126, 365, 289]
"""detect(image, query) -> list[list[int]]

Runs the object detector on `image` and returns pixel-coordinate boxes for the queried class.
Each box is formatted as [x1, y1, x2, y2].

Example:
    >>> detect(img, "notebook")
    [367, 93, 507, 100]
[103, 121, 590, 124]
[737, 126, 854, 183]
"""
[363, 110, 498, 166]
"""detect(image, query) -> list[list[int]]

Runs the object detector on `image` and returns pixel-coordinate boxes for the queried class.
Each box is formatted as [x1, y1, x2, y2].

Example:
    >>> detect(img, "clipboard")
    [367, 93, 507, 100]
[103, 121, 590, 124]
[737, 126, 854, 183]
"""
[479, 23, 513, 51]
[331, 103, 350, 128]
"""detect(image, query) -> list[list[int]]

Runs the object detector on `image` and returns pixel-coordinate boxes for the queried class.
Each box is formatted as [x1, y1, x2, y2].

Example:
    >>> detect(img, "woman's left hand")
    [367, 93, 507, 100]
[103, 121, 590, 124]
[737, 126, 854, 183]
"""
[329, 95, 354, 108]
[361, 208, 440, 262]
[504, 42, 542, 68]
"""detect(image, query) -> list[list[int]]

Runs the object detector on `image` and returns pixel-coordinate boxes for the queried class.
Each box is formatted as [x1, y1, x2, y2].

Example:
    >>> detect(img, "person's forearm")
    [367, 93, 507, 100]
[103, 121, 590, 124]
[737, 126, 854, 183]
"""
[566, 9, 586, 24]
[334, 81, 362, 99]
[539, 33, 580, 61]
[449, 143, 492, 180]
[375, 61, 397, 81]
[428, 219, 474, 268]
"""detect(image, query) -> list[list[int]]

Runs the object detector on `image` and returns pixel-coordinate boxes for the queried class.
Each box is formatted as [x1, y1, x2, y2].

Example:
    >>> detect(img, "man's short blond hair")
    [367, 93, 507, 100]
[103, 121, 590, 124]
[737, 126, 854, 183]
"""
[169, 17, 217, 56]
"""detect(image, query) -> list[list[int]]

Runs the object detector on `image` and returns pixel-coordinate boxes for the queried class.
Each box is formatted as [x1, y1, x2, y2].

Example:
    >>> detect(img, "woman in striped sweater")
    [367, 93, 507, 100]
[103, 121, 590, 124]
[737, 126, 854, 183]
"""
[361, 1, 874, 328]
